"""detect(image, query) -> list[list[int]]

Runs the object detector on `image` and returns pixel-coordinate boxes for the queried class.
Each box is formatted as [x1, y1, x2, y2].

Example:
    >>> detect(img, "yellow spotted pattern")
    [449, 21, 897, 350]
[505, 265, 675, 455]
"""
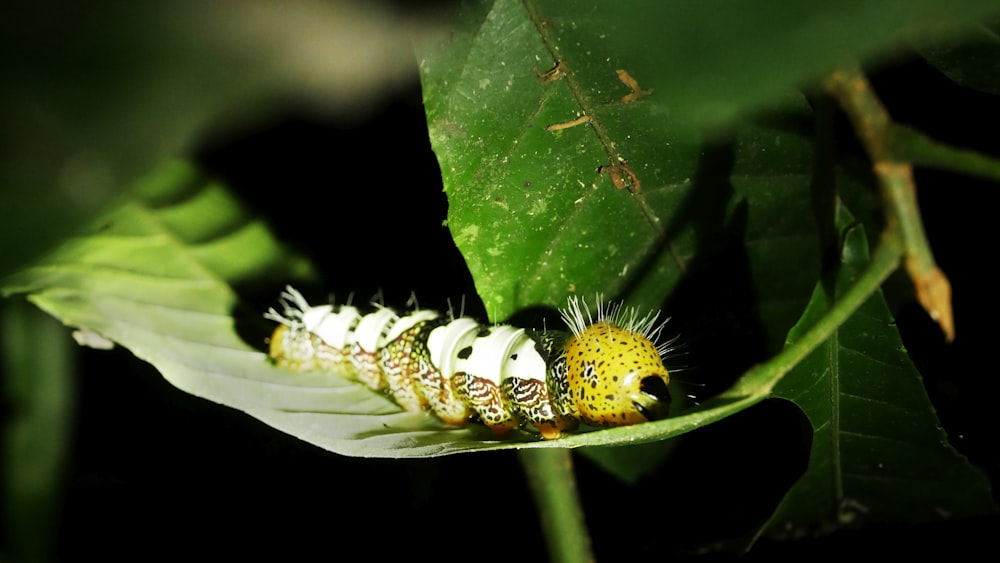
[562, 321, 670, 427]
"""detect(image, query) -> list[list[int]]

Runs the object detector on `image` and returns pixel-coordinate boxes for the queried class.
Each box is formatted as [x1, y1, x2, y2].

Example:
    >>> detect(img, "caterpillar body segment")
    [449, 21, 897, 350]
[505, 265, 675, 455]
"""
[266, 287, 673, 440]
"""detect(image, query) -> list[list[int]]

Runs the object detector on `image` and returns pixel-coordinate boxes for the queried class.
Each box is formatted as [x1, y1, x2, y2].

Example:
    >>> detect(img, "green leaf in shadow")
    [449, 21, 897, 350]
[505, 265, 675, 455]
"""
[916, 20, 1000, 95]
[749, 203, 996, 545]
[0, 1, 426, 279]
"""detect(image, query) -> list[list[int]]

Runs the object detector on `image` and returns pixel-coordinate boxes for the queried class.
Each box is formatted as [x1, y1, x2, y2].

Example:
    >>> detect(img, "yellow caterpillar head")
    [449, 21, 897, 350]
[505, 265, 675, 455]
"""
[269, 323, 290, 360]
[267, 323, 322, 371]
[264, 286, 327, 371]
[560, 297, 673, 427]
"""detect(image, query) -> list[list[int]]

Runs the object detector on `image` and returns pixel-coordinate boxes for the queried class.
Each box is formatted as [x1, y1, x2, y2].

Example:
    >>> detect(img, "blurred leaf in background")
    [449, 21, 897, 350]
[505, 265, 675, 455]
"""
[0, 0, 433, 278]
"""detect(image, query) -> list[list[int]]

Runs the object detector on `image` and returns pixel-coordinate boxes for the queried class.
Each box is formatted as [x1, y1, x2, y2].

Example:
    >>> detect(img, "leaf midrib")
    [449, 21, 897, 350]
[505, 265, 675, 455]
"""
[522, 0, 675, 245]
[829, 315, 845, 505]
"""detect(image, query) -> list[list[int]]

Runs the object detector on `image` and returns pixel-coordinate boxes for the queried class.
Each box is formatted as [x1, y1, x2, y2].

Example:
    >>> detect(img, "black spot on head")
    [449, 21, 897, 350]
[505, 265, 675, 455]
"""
[640, 376, 670, 402]
[510, 353, 518, 360]
[457, 346, 473, 360]
[477, 328, 492, 338]
[633, 376, 672, 421]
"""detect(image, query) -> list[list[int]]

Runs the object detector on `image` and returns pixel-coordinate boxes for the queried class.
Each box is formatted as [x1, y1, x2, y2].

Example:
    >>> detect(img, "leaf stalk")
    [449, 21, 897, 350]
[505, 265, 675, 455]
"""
[518, 448, 594, 563]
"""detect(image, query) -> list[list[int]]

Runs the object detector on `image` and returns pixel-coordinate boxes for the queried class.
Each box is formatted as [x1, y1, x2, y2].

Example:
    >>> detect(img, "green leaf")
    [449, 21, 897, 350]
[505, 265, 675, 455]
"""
[420, 0, 695, 321]
[916, 20, 1000, 94]
[418, 0, 998, 322]
[750, 204, 996, 545]
[0, 1, 423, 279]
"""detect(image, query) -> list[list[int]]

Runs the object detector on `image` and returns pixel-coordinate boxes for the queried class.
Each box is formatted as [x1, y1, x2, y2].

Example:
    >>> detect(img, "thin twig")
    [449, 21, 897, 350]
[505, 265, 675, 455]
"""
[731, 238, 903, 398]
[890, 124, 1000, 184]
[824, 65, 955, 340]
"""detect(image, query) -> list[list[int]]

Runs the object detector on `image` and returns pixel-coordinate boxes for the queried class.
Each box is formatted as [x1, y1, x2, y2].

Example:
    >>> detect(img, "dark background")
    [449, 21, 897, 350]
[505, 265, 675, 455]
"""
[45, 51, 1000, 561]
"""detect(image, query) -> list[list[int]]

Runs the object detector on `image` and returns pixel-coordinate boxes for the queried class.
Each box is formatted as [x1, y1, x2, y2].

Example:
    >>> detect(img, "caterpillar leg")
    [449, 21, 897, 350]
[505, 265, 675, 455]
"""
[501, 377, 577, 440]
[421, 317, 482, 426]
[451, 325, 575, 439]
[452, 372, 518, 435]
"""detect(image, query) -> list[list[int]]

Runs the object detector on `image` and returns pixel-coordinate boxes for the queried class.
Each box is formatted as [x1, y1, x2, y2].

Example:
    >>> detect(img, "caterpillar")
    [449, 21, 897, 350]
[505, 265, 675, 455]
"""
[265, 286, 675, 440]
